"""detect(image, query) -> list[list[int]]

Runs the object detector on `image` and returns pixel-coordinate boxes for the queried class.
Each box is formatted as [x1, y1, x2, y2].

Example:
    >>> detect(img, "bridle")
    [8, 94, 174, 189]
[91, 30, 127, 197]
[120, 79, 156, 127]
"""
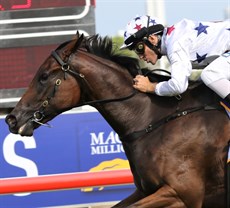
[31, 50, 137, 126]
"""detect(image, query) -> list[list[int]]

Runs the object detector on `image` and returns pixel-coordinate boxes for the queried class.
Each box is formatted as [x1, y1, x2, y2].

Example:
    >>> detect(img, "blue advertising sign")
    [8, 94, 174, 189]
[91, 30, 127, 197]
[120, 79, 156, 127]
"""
[0, 109, 135, 208]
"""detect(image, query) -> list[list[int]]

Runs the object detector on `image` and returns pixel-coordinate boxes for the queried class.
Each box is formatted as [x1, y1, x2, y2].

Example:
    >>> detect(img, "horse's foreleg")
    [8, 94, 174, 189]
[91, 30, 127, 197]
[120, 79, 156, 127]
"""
[127, 184, 187, 208]
[112, 189, 145, 208]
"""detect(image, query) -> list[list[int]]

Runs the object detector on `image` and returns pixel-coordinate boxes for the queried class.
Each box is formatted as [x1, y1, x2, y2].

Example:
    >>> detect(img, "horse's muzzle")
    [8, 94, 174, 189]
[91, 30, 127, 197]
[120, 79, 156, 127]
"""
[5, 114, 35, 136]
[5, 114, 18, 133]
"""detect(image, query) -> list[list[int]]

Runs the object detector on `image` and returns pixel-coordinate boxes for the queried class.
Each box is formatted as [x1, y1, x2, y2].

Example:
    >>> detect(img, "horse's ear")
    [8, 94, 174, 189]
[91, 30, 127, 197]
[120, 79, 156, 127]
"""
[71, 31, 84, 53]
[76, 31, 80, 39]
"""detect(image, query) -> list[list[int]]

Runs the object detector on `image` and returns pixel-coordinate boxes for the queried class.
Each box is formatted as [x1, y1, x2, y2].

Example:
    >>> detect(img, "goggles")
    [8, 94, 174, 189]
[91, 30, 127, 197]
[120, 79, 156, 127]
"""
[134, 42, 145, 55]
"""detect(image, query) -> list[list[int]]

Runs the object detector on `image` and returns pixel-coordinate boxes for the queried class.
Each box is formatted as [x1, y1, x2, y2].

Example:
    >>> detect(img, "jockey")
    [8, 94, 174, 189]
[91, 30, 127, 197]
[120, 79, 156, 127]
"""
[120, 15, 230, 114]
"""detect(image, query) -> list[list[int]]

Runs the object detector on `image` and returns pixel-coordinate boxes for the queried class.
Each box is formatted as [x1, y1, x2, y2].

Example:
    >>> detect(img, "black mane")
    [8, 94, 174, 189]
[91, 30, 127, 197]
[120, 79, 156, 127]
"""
[83, 34, 141, 77]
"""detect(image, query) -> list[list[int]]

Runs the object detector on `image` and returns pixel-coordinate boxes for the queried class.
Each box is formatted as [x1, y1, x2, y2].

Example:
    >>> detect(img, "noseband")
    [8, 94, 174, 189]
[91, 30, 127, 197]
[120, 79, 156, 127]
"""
[32, 50, 137, 126]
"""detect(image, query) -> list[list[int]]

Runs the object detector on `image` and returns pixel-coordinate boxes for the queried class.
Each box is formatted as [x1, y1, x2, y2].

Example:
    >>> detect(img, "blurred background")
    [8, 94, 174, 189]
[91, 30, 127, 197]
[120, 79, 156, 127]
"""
[95, 0, 230, 73]
[96, 0, 229, 37]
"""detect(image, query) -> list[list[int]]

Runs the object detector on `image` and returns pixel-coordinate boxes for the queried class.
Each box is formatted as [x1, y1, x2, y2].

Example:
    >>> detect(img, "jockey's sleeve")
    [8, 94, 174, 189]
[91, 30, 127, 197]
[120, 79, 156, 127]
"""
[155, 41, 192, 96]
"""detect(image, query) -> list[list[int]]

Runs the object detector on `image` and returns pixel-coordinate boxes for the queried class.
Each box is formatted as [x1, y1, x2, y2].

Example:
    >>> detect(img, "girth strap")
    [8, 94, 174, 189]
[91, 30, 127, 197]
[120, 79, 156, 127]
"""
[120, 105, 219, 143]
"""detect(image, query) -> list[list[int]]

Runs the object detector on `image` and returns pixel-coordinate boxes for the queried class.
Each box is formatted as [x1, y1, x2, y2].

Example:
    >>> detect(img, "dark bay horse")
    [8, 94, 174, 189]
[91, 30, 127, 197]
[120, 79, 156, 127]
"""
[5, 33, 230, 208]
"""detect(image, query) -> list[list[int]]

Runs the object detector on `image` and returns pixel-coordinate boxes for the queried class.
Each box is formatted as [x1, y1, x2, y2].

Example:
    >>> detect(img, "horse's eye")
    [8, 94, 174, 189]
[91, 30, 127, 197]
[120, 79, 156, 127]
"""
[39, 73, 49, 83]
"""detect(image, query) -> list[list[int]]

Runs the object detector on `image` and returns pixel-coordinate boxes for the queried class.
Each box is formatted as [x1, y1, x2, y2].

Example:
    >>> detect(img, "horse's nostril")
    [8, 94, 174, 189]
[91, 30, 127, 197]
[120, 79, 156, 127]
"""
[5, 114, 17, 128]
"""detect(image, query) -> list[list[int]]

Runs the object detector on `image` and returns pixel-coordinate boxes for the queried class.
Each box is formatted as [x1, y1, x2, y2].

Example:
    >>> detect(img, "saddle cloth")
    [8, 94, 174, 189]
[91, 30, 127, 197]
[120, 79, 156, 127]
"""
[220, 101, 230, 119]
[228, 143, 230, 164]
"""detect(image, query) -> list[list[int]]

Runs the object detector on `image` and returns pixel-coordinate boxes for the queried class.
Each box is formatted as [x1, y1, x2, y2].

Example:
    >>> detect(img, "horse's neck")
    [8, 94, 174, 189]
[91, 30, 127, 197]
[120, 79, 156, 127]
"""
[94, 92, 176, 137]
[79, 62, 140, 134]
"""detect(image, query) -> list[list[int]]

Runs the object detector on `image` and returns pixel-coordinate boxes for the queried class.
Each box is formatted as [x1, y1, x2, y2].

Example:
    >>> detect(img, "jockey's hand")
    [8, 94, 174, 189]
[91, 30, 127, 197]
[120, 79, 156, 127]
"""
[133, 75, 157, 93]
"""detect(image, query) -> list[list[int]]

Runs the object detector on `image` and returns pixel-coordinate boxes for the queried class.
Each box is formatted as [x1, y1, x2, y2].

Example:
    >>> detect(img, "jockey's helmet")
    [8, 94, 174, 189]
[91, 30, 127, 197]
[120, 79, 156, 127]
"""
[120, 15, 164, 50]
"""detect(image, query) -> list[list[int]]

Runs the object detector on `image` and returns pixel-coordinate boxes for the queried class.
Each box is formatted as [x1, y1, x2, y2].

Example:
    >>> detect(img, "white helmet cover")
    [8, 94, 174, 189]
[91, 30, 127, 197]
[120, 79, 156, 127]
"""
[121, 15, 164, 49]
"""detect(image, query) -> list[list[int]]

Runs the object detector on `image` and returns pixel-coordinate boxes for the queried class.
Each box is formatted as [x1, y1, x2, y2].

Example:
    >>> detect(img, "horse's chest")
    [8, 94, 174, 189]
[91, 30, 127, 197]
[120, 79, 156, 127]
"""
[134, 162, 164, 194]
[125, 140, 165, 193]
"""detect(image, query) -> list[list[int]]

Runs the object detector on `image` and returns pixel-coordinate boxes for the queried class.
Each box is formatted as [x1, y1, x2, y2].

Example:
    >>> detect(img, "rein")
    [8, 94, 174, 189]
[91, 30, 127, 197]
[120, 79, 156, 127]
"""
[81, 91, 137, 106]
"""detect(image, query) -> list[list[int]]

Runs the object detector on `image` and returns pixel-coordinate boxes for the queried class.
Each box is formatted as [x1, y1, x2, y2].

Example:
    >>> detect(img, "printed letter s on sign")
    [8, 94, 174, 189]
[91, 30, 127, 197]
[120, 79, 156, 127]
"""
[3, 133, 38, 196]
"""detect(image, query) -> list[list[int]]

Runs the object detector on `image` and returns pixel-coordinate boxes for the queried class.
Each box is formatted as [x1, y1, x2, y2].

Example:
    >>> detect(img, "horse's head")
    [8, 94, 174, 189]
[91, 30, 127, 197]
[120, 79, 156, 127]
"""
[5, 32, 86, 136]
[6, 32, 140, 136]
